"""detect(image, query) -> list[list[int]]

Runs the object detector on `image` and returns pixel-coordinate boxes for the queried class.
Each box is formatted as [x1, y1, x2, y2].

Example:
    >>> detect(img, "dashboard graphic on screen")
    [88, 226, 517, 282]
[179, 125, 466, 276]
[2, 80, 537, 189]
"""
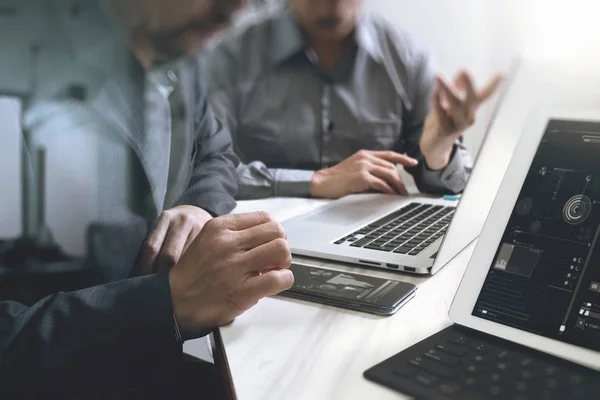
[473, 119, 600, 352]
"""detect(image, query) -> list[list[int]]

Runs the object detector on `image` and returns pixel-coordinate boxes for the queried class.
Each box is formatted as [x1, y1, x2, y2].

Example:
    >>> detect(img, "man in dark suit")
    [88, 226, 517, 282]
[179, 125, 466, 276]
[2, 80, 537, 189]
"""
[0, 0, 293, 398]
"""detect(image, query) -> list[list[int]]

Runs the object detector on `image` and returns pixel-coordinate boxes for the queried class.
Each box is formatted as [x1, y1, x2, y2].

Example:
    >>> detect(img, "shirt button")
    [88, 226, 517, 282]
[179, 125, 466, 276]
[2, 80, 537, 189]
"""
[167, 70, 178, 83]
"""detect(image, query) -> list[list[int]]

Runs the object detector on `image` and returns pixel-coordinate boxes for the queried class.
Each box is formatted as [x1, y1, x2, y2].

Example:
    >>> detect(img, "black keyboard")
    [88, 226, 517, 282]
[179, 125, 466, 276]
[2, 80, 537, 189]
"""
[365, 325, 600, 400]
[334, 203, 455, 256]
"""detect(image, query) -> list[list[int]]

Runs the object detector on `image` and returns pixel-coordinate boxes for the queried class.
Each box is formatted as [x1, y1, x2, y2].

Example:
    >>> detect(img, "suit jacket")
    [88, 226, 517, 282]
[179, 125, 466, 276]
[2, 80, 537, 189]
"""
[0, 17, 238, 398]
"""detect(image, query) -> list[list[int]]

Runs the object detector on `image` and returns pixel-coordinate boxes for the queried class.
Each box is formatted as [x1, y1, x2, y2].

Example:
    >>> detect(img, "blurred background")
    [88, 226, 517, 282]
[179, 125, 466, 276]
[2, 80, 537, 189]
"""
[1, 0, 599, 256]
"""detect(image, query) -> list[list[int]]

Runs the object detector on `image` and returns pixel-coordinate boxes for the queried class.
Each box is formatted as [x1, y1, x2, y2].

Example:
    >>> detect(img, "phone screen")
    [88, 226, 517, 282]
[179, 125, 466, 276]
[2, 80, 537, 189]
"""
[287, 263, 414, 306]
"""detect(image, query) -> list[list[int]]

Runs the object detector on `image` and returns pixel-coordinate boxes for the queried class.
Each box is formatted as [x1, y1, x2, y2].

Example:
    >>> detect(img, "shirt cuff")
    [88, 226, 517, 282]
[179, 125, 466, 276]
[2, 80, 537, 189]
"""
[173, 313, 183, 344]
[273, 169, 315, 198]
[419, 144, 471, 194]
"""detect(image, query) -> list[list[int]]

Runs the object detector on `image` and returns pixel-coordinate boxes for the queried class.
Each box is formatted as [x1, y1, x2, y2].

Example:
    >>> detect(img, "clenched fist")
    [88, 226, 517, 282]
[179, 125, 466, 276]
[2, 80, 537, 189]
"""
[168, 212, 294, 340]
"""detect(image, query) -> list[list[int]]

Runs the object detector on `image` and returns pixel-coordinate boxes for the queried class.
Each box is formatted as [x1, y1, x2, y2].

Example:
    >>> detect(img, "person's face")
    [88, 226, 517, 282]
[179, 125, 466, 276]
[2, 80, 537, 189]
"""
[291, 0, 361, 41]
[117, 0, 244, 67]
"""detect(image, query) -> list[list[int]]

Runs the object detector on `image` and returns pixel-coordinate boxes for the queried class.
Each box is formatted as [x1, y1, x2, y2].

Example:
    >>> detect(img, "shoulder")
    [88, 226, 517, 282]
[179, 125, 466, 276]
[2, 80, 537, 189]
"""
[201, 9, 282, 92]
[365, 13, 431, 74]
[362, 13, 435, 107]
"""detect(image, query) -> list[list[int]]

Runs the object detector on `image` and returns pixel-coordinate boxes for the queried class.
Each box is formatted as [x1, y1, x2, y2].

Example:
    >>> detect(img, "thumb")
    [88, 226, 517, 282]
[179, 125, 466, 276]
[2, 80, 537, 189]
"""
[243, 269, 295, 301]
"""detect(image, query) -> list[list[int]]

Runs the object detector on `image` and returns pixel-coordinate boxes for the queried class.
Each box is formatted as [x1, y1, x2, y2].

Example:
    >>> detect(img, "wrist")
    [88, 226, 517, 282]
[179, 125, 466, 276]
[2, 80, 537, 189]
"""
[310, 170, 326, 198]
[420, 132, 455, 171]
[168, 268, 213, 341]
[174, 205, 212, 220]
[421, 146, 452, 171]
[421, 112, 459, 171]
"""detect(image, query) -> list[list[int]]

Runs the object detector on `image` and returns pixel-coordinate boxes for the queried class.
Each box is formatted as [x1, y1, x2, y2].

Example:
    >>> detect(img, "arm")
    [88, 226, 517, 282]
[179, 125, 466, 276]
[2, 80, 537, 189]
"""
[401, 51, 473, 195]
[203, 52, 314, 200]
[136, 75, 241, 275]
[174, 81, 239, 216]
[237, 161, 314, 200]
[0, 273, 180, 397]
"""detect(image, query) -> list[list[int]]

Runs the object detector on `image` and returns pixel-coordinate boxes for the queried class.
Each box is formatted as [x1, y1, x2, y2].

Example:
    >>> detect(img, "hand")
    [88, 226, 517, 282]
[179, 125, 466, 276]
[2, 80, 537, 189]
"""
[168, 212, 293, 340]
[420, 70, 504, 170]
[310, 150, 419, 199]
[136, 205, 212, 276]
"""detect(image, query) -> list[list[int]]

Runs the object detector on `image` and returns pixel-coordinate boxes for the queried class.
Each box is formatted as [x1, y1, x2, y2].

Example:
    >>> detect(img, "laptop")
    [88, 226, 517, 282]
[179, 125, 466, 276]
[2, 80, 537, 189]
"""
[282, 63, 520, 275]
[365, 111, 600, 399]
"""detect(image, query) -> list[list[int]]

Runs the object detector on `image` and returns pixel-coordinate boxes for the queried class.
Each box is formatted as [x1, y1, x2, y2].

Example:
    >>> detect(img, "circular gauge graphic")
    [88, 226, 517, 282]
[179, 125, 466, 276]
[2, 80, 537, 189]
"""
[563, 195, 592, 225]
[516, 197, 534, 216]
[530, 220, 541, 233]
[532, 186, 561, 224]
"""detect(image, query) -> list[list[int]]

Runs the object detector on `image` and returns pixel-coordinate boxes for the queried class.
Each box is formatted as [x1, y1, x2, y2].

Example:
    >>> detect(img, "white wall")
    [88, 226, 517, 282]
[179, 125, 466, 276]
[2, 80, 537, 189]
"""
[0, 97, 22, 239]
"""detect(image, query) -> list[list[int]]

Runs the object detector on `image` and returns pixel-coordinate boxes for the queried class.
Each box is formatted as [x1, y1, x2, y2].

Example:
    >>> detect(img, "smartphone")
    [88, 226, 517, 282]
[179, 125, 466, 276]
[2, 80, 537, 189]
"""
[280, 263, 417, 316]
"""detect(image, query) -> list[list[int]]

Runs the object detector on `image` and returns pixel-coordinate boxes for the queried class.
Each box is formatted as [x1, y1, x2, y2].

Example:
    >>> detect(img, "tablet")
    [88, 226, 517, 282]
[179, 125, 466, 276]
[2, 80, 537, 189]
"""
[450, 110, 600, 371]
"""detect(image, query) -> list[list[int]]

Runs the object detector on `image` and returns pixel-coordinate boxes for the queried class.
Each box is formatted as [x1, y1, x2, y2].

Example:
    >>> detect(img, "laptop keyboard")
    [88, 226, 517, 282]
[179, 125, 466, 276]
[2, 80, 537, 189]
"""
[334, 203, 455, 256]
[365, 326, 600, 400]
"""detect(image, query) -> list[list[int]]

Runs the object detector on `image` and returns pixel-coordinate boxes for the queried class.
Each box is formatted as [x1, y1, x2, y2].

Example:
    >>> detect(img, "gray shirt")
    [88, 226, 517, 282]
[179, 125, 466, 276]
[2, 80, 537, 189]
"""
[203, 8, 473, 199]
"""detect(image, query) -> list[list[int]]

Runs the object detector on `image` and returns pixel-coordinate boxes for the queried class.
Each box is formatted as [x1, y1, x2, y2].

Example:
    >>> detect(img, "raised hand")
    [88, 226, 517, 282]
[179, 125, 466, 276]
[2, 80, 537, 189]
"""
[420, 70, 504, 170]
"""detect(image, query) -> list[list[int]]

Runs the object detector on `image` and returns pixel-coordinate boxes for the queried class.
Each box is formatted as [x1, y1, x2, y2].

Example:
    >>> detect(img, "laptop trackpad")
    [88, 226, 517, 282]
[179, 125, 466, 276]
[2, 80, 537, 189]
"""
[303, 205, 376, 226]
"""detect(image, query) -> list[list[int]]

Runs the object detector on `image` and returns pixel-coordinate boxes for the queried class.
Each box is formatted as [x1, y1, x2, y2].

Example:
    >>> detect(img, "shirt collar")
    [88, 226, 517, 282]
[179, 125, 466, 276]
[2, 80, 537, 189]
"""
[270, 9, 306, 66]
[270, 10, 384, 66]
[355, 13, 384, 63]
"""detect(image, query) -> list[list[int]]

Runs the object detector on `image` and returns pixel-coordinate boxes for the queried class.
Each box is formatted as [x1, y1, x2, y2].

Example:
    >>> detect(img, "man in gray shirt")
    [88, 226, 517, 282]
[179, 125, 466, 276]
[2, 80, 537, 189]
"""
[204, 0, 503, 200]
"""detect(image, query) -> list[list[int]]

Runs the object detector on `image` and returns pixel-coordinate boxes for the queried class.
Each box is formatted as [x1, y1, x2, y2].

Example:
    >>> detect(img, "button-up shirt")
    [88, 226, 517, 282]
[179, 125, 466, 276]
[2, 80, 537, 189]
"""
[203, 7, 473, 199]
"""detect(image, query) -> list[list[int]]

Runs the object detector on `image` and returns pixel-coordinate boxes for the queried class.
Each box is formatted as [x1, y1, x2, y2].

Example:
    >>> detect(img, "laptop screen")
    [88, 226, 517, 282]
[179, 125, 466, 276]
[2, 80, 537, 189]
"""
[473, 119, 600, 352]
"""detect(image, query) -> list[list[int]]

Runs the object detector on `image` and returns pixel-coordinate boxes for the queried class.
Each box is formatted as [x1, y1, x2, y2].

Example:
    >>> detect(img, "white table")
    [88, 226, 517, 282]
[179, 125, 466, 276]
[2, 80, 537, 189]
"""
[186, 198, 475, 400]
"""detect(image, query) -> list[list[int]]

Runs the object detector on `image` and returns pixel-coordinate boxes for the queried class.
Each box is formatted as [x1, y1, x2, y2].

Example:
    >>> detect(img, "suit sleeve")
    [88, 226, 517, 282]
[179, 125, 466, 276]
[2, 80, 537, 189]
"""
[174, 67, 239, 216]
[0, 273, 181, 397]
[399, 45, 474, 195]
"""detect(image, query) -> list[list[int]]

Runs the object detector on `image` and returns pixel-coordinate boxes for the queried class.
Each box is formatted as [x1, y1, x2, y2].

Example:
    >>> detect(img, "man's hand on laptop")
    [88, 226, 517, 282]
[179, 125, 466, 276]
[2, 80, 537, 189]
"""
[310, 150, 418, 199]
[169, 212, 294, 340]
[420, 70, 504, 170]
[136, 205, 213, 275]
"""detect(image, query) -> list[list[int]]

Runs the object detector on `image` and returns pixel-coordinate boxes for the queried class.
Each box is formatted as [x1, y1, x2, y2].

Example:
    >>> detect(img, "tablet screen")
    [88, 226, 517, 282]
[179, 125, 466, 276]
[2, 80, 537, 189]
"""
[473, 119, 600, 352]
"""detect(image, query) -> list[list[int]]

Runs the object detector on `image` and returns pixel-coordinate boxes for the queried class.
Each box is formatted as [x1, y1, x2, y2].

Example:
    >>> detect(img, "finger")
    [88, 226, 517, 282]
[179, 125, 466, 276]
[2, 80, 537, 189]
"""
[436, 76, 470, 123]
[156, 223, 191, 272]
[136, 214, 171, 275]
[477, 73, 504, 104]
[367, 175, 397, 195]
[456, 70, 477, 107]
[436, 76, 464, 110]
[182, 226, 202, 255]
[437, 77, 471, 130]
[213, 211, 274, 231]
[363, 154, 400, 170]
[236, 221, 287, 251]
[241, 238, 292, 273]
[433, 87, 446, 115]
[432, 89, 454, 133]
[367, 151, 419, 167]
[370, 166, 409, 196]
[243, 269, 295, 301]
